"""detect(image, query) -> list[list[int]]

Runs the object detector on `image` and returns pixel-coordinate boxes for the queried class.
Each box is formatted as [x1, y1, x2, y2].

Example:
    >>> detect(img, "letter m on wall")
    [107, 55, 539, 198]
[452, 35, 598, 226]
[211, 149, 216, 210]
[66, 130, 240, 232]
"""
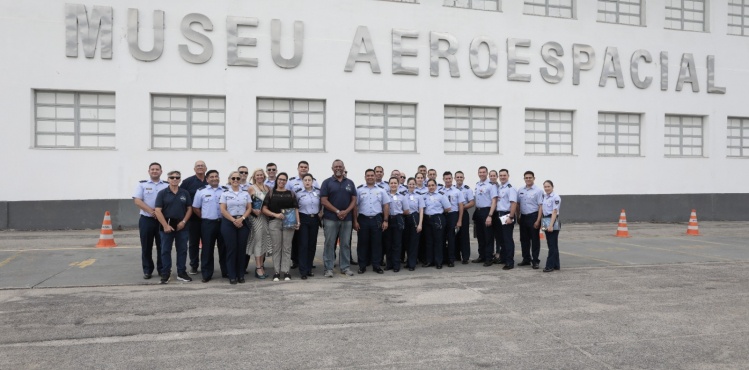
[65, 4, 113, 59]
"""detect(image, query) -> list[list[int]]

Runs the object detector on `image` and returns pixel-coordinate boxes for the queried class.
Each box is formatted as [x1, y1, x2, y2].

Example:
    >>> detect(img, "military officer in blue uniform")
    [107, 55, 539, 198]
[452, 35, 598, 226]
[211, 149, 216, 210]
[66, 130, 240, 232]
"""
[518, 171, 544, 269]
[413, 172, 428, 263]
[180, 160, 209, 275]
[192, 170, 228, 282]
[219, 171, 252, 284]
[384, 177, 410, 272]
[473, 166, 498, 266]
[441, 172, 464, 267]
[542, 180, 562, 272]
[231, 166, 250, 191]
[288, 161, 319, 270]
[296, 173, 323, 280]
[353, 169, 390, 274]
[496, 169, 518, 270]
[426, 169, 445, 191]
[454, 171, 475, 263]
[422, 179, 451, 268]
[390, 170, 409, 193]
[374, 166, 388, 188]
[403, 177, 425, 271]
[132, 162, 168, 279]
[264, 163, 278, 189]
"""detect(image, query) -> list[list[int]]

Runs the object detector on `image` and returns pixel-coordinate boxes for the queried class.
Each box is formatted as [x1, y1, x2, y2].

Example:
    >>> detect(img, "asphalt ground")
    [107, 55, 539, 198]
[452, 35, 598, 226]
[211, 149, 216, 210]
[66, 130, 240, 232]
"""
[0, 221, 747, 369]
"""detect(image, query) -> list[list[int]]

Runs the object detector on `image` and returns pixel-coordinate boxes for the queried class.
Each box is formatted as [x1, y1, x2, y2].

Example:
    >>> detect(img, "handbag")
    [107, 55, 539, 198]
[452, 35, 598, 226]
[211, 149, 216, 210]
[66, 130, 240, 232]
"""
[541, 216, 561, 231]
[281, 208, 297, 229]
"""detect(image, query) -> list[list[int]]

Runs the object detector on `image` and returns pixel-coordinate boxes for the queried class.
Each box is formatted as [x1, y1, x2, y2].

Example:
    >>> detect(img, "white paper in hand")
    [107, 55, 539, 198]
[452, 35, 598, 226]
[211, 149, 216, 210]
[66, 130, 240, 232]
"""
[499, 215, 509, 225]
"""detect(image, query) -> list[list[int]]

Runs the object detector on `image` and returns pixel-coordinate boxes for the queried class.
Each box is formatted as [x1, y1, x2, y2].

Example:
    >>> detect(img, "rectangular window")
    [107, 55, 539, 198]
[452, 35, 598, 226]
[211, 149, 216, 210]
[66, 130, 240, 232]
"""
[444, 0, 501, 11]
[444, 106, 499, 153]
[355, 102, 416, 152]
[598, 112, 642, 156]
[728, 0, 749, 36]
[664, 115, 704, 156]
[525, 110, 573, 154]
[524, 0, 574, 18]
[727, 117, 749, 157]
[257, 98, 325, 151]
[665, 0, 706, 32]
[597, 0, 643, 26]
[34, 90, 115, 148]
[152, 95, 226, 150]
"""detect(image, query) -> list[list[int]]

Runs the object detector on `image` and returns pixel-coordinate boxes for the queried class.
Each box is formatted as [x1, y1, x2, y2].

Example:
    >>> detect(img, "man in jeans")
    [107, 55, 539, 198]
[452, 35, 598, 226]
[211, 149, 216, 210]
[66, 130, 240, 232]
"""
[155, 171, 194, 284]
[320, 159, 357, 277]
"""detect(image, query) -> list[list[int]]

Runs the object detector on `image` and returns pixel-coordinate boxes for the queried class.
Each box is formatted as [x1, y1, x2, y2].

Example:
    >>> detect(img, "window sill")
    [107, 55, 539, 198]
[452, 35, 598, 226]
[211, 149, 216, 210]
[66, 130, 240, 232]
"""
[596, 20, 646, 28]
[445, 151, 501, 155]
[255, 149, 327, 153]
[664, 27, 708, 34]
[31, 146, 117, 151]
[664, 155, 709, 158]
[443, 6, 502, 12]
[523, 13, 575, 20]
[524, 153, 577, 157]
[597, 154, 644, 158]
[149, 148, 228, 152]
[727, 156, 749, 159]
[354, 150, 417, 154]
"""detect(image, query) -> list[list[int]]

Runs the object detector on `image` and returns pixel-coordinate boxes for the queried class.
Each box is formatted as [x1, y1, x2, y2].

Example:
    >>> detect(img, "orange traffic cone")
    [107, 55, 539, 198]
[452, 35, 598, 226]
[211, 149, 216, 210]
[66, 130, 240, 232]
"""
[614, 209, 631, 237]
[539, 228, 546, 240]
[685, 209, 700, 236]
[95, 211, 118, 248]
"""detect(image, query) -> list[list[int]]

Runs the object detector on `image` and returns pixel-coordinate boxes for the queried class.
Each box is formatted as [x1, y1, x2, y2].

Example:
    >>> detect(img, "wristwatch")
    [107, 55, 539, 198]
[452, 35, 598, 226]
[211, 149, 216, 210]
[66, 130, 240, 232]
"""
[336, 210, 341, 215]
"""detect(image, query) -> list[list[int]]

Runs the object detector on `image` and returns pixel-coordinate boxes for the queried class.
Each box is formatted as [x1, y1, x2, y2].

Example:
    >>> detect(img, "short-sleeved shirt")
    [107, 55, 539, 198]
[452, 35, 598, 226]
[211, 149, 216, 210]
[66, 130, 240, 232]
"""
[543, 191, 561, 216]
[459, 184, 474, 205]
[263, 189, 299, 214]
[519, 184, 544, 215]
[406, 191, 425, 214]
[297, 187, 321, 215]
[192, 185, 226, 220]
[180, 174, 209, 199]
[356, 184, 390, 216]
[219, 188, 251, 216]
[442, 186, 465, 213]
[387, 191, 410, 216]
[132, 179, 168, 217]
[497, 182, 518, 212]
[155, 187, 192, 220]
[474, 179, 498, 208]
[288, 176, 320, 193]
[264, 178, 276, 189]
[414, 185, 427, 197]
[424, 191, 451, 215]
[320, 175, 357, 221]
[226, 182, 250, 192]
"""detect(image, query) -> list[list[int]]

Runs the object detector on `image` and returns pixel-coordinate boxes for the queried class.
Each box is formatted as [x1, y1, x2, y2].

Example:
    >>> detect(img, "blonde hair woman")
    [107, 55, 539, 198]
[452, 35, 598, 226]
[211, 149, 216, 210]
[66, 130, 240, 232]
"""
[247, 168, 272, 279]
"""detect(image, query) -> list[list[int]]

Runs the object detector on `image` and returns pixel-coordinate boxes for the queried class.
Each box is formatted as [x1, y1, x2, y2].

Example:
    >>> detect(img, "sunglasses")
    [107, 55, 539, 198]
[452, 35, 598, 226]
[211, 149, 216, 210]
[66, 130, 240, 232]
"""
[239, 171, 248, 175]
[267, 168, 277, 171]
[399, 176, 405, 178]
[230, 177, 241, 181]
[169, 176, 180, 180]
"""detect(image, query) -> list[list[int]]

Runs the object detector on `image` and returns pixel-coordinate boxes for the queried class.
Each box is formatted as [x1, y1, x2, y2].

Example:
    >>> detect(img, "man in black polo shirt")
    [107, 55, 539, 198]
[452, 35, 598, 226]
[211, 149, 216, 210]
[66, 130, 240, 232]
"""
[320, 159, 357, 278]
[180, 160, 209, 275]
[156, 171, 194, 284]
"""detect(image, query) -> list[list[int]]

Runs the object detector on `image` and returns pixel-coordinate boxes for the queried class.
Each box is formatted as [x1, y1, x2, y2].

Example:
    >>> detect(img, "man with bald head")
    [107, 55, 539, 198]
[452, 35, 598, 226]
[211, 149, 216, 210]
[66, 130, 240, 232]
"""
[180, 160, 210, 275]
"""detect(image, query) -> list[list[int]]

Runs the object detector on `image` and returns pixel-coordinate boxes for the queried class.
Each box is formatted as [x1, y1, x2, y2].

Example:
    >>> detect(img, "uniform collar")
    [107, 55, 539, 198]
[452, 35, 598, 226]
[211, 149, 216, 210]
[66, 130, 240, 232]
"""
[478, 178, 490, 186]
[499, 181, 510, 188]
[545, 191, 556, 198]
[525, 183, 537, 190]
[227, 187, 243, 194]
[147, 178, 162, 184]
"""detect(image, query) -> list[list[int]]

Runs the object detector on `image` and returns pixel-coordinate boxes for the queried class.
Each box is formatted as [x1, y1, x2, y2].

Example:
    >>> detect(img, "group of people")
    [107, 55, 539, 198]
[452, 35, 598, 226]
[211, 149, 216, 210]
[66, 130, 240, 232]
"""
[132, 159, 562, 285]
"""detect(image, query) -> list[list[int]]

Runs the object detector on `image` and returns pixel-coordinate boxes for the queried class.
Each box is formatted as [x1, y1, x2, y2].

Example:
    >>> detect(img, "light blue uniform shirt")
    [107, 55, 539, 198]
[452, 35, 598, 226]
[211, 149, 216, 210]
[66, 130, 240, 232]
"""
[497, 182, 518, 212]
[442, 186, 465, 213]
[424, 191, 451, 215]
[133, 179, 168, 217]
[225, 182, 250, 192]
[518, 184, 544, 215]
[474, 179, 498, 208]
[288, 176, 320, 193]
[296, 187, 321, 215]
[414, 185, 428, 197]
[356, 184, 390, 216]
[387, 191, 411, 216]
[542, 191, 561, 216]
[459, 184, 474, 205]
[220, 188, 251, 216]
[406, 191, 425, 214]
[398, 184, 408, 193]
[264, 178, 276, 189]
[192, 185, 226, 220]
[376, 181, 389, 189]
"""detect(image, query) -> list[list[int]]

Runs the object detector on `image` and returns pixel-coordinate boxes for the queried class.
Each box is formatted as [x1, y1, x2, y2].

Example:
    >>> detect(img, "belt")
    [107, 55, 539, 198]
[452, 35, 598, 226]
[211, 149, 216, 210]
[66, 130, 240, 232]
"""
[544, 214, 553, 217]
[203, 218, 221, 222]
[476, 207, 490, 210]
[231, 215, 243, 218]
[522, 211, 539, 216]
[499, 211, 510, 215]
[360, 213, 382, 219]
[300, 213, 319, 218]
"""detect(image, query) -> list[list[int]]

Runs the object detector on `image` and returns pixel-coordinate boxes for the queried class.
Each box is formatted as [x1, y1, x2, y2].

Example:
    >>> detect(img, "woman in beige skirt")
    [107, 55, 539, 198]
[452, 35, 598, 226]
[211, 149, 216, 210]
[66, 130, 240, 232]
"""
[247, 168, 272, 279]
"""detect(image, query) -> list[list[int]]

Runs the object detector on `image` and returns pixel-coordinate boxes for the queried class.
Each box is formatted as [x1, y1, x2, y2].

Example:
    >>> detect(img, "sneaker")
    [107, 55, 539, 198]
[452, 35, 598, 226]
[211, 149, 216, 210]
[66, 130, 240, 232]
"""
[189, 266, 198, 275]
[177, 272, 193, 282]
[273, 273, 281, 282]
[284, 272, 291, 281]
[343, 269, 355, 277]
[160, 274, 169, 284]
[324, 270, 334, 278]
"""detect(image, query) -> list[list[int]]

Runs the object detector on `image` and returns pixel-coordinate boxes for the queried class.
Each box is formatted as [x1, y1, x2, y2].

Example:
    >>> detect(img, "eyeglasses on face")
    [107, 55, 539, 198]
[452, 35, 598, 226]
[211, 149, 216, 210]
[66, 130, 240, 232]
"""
[230, 177, 241, 181]
[169, 176, 181, 180]
[239, 171, 248, 175]
[277, 178, 287, 182]
[267, 168, 277, 172]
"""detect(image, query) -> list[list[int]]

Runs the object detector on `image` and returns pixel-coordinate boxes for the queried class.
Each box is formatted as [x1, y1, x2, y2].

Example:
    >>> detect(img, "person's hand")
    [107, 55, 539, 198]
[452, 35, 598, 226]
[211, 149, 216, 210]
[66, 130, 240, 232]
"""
[547, 226, 554, 232]
[505, 217, 513, 225]
[382, 222, 388, 231]
[533, 221, 540, 229]
[485, 216, 492, 227]
[318, 212, 323, 218]
[353, 222, 360, 231]
[456, 221, 462, 228]
[164, 225, 174, 233]
[150, 210, 157, 217]
[338, 210, 348, 220]
[294, 223, 300, 230]
[233, 218, 244, 228]
[416, 225, 422, 233]
[252, 209, 260, 216]
[176, 221, 185, 231]
[275, 213, 285, 220]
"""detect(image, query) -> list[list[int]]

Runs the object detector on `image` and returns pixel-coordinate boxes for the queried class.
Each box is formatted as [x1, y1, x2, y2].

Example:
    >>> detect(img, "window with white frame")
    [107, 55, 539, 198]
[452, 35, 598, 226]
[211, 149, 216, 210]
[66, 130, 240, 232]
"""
[444, 106, 499, 153]
[598, 112, 642, 156]
[152, 95, 226, 150]
[525, 110, 573, 154]
[444, 0, 500, 11]
[665, 0, 706, 31]
[257, 98, 325, 151]
[597, 0, 643, 26]
[664, 115, 704, 156]
[34, 91, 115, 148]
[728, 0, 749, 36]
[355, 102, 416, 152]
[524, 0, 573, 18]
[727, 117, 749, 157]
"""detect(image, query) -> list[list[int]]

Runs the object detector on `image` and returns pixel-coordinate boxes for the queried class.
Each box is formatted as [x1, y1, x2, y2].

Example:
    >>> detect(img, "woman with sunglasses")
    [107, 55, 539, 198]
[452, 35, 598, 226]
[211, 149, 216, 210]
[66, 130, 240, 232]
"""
[246, 168, 272, 279]
[297, 173, 322, 280]
[542, 180, 562, 273]
[262, 172, 300, 281]
[220, 171, 252, 285]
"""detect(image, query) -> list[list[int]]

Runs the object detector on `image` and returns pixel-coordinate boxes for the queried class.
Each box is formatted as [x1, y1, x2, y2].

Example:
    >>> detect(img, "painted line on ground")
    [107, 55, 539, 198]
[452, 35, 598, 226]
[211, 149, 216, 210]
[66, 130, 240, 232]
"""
[0, 251, 25, 268]
[600, 240, 734, 262]
[557, 250, 624, 266]
[669, 237, 742, 247]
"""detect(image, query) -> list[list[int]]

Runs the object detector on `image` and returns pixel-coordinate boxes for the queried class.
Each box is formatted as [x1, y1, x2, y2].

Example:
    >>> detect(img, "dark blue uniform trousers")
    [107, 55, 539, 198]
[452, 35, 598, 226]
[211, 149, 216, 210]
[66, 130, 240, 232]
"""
[384, 214, 404, 270]
[519, 212, 541, 264]
[545, 229, 560, 270]
[159, 228, 188, 276]
[200, 219, 226, 279]
[498, 211, 515, 266]
[357, 214, 383, 269]
[492, 212, 504, 260]
[298, 213, 319, 276]
[455, 209, 471, 261]
[473, 208, 494, 261]
[424, 214, 446, 265]
[443, 212, 459, 263]
[221, 218, 250, 280]
[139, 215, 162, 275]
[403, 213, 421, 269]
[187, 216, 202, 269]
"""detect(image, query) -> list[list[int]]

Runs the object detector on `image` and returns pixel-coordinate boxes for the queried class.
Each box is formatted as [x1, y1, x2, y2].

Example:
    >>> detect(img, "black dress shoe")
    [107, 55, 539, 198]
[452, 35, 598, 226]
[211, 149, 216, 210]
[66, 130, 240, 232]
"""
[144, 273, 152, 279]
[462, 260, 469, 265]
[393, 268, 400, 273]
[494, 258, 506, 265]
[312, 265, 316, 269]
[532, 263, 539, 269]
[306, 272, 314, 277]
[518, 261, 531, 266]
[483, 261, 494, 267]
[374, 267, 384, 274]
[447, 262, 455, 268]
[472, 258, 486, 263]
[238, 277, 246, 283]
[222, 274, 229, 278]
[301, 275, 308, 280]
[290, 263, 298, 269]
[436, 264, 443, 269]
[201, 277, 210, 283]
[351, 259, 357, 265]
[230, 279, 237, 284]
[502, 265, 514, 270]
[408, 267, 415, 271]
[358, 267, 366, 274]
[554, 267, 560, 270]
[422, 262, 436, 268]
[384, 266, 392, 271]
[543, 268, 553, 272]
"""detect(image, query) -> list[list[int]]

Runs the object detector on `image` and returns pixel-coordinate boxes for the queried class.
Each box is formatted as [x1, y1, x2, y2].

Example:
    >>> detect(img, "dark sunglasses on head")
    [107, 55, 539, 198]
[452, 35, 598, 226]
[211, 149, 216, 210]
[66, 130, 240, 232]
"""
[230, 177, 241, 181]
[169, 176, 180, 180]
[239, 171, 248, 174]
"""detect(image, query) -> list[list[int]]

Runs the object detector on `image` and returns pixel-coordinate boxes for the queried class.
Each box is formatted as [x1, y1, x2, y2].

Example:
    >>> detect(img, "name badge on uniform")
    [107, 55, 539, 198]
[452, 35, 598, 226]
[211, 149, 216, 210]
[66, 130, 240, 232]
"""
[392, 195, 397, 201]
[430, 196, 435, 202]
[410, 195, 414, 201]
[313, 192, 318, 197]
[146, 188, 152, 191]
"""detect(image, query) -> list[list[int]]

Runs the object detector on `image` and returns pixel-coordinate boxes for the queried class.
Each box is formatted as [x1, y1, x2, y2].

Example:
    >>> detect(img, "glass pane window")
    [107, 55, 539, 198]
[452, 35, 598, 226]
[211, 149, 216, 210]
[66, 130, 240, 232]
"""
[665, 0, 706, 32]
[444, 105, 500, 153]
[152, 95, 226, 150]
[597, 0, 643, 26]
[34, 90, 115, 148]
[664, 115, 704, 156]
[727, 117, 749, 157]
[597, 112, 642, 156]
[524, 110, 574, 154]
[728, 0, 749, 36]
[524, 0, 574, 18]
[355, 102, 417, 152]
[444, 0, 500, 11]
[257, 98, 325, 151]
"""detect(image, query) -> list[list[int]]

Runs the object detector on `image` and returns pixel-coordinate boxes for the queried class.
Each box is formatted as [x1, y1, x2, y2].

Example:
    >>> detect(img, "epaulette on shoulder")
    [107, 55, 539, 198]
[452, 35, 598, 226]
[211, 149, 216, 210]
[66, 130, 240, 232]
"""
[438, 191, 445, 195]
[313, 186, 321, 191]
[294, 188, 302, 193]
[221, 186, 228, 190]
[507, 183, 512, 188]
[376, 184, 384, 189]
[490, 181, 498, 185]
[140, 180, 147, 183]
[398, 191, 406, 195]
[438, 183, 444, 186]
[357, 184, 364, 188]
[313, 177, 317, 181]
[289, 177, 296, 180]
[463, 185, 470, 189]
[197, 186, 206, 190]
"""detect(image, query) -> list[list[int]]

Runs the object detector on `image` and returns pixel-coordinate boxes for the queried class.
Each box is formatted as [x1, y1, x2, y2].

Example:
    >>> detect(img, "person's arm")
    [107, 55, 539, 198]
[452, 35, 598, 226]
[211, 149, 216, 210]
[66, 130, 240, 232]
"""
[402, 196, 410, 215]
[534, 204, 543, 229]
[192, 207, 202, 218]
[486, 197, 497, 226]
[353, 204, 360, 231]
[134, 198, 156, 217]
[417, 203, 424, 233]
[382, 203, 389, 231]
[154, 207, 172, 233]
[177, 207, 192, 231]
[506, 201, 517, 224]
[548, 209, 558, 232]
[464, 194, 475, 210]
[321, 196, 336, 213]
[457, 202, 464, 227]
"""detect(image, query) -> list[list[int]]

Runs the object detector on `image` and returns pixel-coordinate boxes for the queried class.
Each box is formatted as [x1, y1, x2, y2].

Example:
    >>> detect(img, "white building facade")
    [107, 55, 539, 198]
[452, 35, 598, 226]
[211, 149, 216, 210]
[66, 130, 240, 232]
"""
[1, 0, 748, 229]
